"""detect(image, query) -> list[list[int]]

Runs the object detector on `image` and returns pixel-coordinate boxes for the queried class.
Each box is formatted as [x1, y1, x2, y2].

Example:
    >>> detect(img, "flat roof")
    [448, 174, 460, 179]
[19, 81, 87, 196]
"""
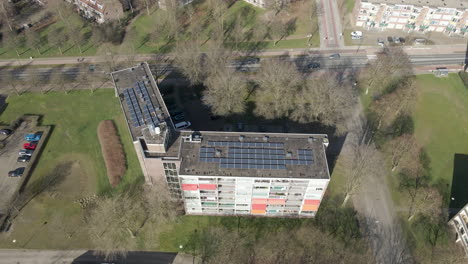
[362, 0, 466, 9]
[178, 131, 330, 179]
[111, 63, 174, 143]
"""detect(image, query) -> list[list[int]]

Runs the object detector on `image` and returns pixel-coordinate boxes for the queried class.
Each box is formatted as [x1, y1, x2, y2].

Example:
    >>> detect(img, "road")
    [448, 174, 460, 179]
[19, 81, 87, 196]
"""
[316, 0, 344, 48]
[0, 249, 196, 264]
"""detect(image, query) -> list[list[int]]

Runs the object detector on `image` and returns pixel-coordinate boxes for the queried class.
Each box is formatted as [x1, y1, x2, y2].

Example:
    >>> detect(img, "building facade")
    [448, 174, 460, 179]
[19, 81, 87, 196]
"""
[67, 0, 124, 23]
[449, 203, 468, 256]
[354, 0, 468, 36]
[111, 63, 331, 218]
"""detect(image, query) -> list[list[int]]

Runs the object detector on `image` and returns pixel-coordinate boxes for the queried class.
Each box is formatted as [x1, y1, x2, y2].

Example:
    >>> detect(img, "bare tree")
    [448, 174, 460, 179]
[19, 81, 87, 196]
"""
[25, 29, 42, 55]
[341, 138, 385, 206]
[265, 0, 290, 15]
[51, 71, 69, 94]
[0, 1, 15, 32]
[291, 74, 357, 134]
[2, 70, 21, 95]
[254, 58, 302, 119]
[361, 47, 413, 97]
[48, 28, 68, 55]
[269, 19, 287, 46]
[408, 187, 441, 221]
[27, 74, 45, 94]
[231, 14, 244, 50]
[2, 29, 21, 57]
[87, 194, 145, 260]
[68, 27, 85, 54]
[387, 134, 419, 172]
[203, 69, 248, 116]
[173, 41, 205, 85]
[370, 80, 416, 129]
[137, 0, 156, 15]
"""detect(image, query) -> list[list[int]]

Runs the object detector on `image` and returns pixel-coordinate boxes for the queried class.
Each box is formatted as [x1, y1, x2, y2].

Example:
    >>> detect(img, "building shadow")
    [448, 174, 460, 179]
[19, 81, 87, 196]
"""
[464, 41, 468, 72]
[448, 153, 468, 218]
[71, 250, 177, 264]
[0, 94, 7, 117]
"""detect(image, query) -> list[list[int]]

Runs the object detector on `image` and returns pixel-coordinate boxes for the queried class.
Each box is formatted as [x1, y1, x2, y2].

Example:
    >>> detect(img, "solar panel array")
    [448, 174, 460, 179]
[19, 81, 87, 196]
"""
[208, 141, 284, 148]
[123, 81, 160, 128]
[199, 143, 313, 170]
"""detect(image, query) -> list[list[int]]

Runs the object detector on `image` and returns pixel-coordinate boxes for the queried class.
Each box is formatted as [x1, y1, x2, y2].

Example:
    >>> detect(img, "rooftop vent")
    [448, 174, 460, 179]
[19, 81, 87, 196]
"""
[239, 135, 245, 142]
[308, 137, 315, 143]
[216, 150, 222, 156]
[191, 133, 202, 142]
[263, 136, 269, 142]
[155, 126, 161, 135]
[286, 152, 292, 158]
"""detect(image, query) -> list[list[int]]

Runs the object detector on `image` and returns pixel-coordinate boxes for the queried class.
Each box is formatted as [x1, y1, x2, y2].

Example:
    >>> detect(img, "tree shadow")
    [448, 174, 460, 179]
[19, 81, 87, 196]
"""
[448, 154, 468, 218]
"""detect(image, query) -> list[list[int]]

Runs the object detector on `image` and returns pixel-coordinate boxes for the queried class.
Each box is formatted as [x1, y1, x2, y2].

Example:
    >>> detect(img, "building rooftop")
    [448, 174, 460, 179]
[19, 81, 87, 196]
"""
[111, 63, 174, 145]
[362, 0, 467, 9]
[178, 131, 330, 179]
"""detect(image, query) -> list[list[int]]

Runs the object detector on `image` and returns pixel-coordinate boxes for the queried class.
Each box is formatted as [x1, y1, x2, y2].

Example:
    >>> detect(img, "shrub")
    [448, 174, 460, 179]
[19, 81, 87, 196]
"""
[97, 120, 126, 187]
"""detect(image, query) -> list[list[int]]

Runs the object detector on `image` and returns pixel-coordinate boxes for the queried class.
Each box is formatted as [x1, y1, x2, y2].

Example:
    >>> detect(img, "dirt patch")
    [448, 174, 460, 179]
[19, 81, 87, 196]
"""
[97, 120, 126, 187]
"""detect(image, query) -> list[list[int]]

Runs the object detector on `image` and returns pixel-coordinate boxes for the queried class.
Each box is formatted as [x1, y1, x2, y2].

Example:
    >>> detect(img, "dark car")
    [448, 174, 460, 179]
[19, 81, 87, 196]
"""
[328, 54, 340, 60]
[307, 62, 321, 69]
[17, 155, 31, 163]
[243, 57, 260, 64]
[387, 36, 394, 43]
[0, 129, 12, 135]
[8, 167, 25, 177]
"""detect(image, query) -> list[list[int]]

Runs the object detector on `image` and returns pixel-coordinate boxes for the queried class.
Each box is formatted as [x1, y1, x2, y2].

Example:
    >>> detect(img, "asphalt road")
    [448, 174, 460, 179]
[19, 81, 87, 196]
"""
[0, 53, 465, 82]
[317, 0, 344, 48]
[0, 250, 194, 264]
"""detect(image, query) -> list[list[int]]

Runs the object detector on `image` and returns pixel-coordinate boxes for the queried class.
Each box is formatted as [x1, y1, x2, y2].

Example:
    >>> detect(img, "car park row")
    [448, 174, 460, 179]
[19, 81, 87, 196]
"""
[7, 131, 42, 178]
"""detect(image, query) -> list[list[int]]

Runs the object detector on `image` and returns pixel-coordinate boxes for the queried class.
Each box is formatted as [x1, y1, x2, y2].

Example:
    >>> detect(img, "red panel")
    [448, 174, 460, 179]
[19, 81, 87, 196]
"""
[182, 184, 198, 191]
[252, 204, 267, 210]
[304, 199, 320, 205]
[199, 184, 217, 190]
[268, 199, 286, 205]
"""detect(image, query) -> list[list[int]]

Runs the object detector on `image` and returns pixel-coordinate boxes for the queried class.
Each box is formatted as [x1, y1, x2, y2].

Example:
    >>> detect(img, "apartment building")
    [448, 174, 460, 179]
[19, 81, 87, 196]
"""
[354, 0, 468, 36]
[111, 63, 331, 218]
[67, 0, 124, 23]
[449, 203, 468, 256]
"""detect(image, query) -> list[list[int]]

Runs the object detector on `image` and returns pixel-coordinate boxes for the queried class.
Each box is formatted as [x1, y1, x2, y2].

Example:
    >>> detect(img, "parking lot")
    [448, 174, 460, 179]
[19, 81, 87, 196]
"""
[0, 119, 44, 215]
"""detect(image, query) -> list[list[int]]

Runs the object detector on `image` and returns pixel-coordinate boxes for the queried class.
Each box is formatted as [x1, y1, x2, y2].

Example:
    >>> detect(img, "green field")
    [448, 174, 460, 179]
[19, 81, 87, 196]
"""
[412, 74, 468, 191]
[0, 89, 143, 248]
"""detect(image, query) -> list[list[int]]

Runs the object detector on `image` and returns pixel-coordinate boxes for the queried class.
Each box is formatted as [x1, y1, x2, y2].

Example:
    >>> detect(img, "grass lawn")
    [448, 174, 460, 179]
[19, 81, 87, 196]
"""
[0, 89, 143, 249]
[412, 74, 468, 194]
[0, 20, 99, 59]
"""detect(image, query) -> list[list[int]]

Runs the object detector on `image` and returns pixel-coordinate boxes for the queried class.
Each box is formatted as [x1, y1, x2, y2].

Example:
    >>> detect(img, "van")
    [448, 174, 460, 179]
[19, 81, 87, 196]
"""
[175, 121, 191, 129]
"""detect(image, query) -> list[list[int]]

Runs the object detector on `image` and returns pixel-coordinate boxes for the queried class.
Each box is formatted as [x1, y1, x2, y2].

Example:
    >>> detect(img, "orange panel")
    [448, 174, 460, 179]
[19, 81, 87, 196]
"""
[252, 204, 267, 210]
[252, 198, 268, 204]
[302, 204, 319, 211]
[267, 199, 286, 205]
[304, 199, 321, 205]
[251, 210, 266, 214]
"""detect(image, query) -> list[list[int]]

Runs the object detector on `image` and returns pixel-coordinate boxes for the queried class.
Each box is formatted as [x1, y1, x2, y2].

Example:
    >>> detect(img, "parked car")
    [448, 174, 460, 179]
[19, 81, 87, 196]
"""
[169, 108, 184, 116]
[173, 113, 185, 121]
[24, 133, 41, 141]
[174, 121, 191, 129]
[328, 53, 341, 60]
[0, 129, 12, 135]
[393, 36, 400, 44]
[19, 149, 34, 156]
[387, 36, 394, 43]
[236, 122, 245, 132]
[377, 38, 385, 47]
[8, 167, 25, 177]
[414, 38, 427, 45]
[17, 155, 31, 163]
[23, 142, 37, 150]
[307, 62, 321, 69]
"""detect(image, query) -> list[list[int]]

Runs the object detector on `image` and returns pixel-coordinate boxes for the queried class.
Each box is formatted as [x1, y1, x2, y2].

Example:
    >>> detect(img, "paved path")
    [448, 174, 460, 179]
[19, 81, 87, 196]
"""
[316, 0, 344, 48]
[0, 249, 196, 264]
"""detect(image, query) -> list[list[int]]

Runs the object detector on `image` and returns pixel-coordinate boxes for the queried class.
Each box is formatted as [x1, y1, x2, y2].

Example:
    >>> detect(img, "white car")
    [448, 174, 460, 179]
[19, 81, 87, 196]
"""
[351, 31, 363, 37]
[175, 121, 191, 129]
[19, 149, 33, 156]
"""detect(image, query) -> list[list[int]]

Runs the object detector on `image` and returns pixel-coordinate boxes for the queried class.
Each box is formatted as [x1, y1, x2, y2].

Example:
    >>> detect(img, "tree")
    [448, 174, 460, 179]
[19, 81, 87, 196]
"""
[2, 70, 21, 95]
[0, 1, 15, 32]
[2, 29, 21, 57]
[361, 47, 413, 97]
[408, 187, 441, 221]
[269, 19, 287, 46]
[68, 27, 85, 54]
[387, 134, 419, 172]
[207, 0, 228, 42]
[27, 74, 46, 94]
[87, 193, 145, 260]
[173, 41, 205, 85]
[25, 29, 42, 55]
[137, 0, 156, 15]
[48, 28, 68, 55]
[231, 14, 244, 50]
[342, 138, 385, 206]
[254, 58, 302, 119]
[370, 79, 416, 129]
[203, 69, 248, 116]
[265, 0, 291, 15]
[291, 74, 357, 134]
[51, 71, 69, 94]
